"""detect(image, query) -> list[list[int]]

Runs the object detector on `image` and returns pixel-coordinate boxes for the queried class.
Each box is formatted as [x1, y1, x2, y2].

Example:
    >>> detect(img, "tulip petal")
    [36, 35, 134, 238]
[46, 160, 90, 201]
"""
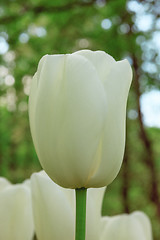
[30, 54, 107, 188]
[74, 49, 116, 83]
[86, 187, 106, 240]
[31, 171, 75, 240]
[131, 211, 153, 240]
[87, 59, 132, 187]
[101, 213, 150, 240]
[0, 184, 34, 240]
[100, 216, 110, 235]
[0, 177, 10, 191]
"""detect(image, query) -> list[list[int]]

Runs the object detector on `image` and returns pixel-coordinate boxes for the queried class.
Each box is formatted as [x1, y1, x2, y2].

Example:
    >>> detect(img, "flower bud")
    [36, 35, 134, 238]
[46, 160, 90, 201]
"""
[0, 177, 34, 240]
[29, 50, 132, 188]
[101, 211, 153, 240]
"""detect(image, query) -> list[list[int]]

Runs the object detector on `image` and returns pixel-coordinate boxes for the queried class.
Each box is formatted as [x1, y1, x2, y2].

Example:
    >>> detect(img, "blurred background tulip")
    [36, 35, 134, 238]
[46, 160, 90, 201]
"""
[0, 174, 153, 240]
[31, 171, 106, 240]
[0, 177, 34, 240]
[101, 211, 153, 240]
[29, 50, 132, 189]
[0, 177, 10, 191]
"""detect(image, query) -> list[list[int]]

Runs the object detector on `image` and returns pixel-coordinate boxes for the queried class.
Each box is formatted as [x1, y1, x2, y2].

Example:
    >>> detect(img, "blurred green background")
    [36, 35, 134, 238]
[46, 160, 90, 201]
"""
[0, 0, 160, 239]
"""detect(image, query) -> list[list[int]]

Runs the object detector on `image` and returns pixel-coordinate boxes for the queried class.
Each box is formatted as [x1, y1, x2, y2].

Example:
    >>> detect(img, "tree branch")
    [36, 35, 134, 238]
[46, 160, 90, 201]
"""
[122, 148, 130, 213]
[132, 55, 160, 218]
[0, 0, 96, 24]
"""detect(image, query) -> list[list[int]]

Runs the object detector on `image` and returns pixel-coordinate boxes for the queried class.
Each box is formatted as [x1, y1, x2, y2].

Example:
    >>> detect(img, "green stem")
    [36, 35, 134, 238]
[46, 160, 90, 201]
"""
[75, 188, 87, 240]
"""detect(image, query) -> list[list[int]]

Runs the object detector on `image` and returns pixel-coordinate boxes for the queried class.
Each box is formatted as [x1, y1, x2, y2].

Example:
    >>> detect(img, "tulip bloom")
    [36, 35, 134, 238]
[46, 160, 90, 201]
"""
[0, 177, 34, 240]
[31, 171, 106, 240]
[29, 50, 132, 188]
[101, 211, 153, 240]
[0, 177, 10, 191]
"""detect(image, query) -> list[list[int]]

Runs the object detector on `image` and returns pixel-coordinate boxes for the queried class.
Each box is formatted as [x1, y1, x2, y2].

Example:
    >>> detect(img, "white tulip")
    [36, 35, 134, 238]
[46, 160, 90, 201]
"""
[31, 171, 106, 240]
[29, 50, 132, 188]
[101, 211, 153, 240]
[0, 177, 34, 240]
[0, 177, 10, 190]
